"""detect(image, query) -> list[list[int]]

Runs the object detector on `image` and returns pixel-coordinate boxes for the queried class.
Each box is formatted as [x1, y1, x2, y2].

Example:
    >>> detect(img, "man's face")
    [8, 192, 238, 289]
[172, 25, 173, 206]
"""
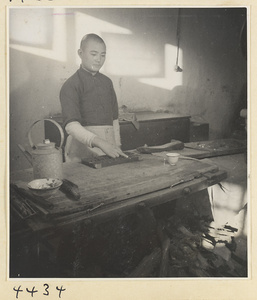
[78, 40, 106, 74]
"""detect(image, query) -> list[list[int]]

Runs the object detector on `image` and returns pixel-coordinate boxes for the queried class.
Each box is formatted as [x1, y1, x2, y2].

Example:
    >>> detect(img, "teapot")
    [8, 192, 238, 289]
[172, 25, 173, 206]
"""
[18, 119, 64, 179]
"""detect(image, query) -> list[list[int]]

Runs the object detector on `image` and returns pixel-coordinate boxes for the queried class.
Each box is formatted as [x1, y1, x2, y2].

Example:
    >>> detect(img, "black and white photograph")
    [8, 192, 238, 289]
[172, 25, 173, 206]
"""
[8, 6, 248, 282]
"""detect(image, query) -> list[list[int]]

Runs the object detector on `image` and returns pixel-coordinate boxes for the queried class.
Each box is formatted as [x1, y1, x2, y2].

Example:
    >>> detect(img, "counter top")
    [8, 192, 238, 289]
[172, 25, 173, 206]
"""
[11, 153, 227, 233]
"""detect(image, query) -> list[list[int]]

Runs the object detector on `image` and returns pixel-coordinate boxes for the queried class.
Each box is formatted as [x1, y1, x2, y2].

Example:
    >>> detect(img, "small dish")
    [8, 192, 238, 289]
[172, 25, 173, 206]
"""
[28, 178, 62, 198]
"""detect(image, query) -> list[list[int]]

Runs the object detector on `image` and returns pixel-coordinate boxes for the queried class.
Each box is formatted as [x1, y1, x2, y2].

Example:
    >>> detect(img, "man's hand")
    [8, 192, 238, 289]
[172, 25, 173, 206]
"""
[92, 137, 128, 158]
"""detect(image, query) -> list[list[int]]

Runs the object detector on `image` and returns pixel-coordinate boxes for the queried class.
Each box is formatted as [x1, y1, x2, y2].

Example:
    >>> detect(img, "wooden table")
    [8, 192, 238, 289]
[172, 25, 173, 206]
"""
[10, 152, 230, 278]
[11, 153, 227, 235]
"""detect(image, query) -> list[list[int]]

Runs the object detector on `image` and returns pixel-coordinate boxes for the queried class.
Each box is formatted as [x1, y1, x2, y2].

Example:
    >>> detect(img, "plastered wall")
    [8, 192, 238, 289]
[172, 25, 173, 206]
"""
[9, 7, 247, 171]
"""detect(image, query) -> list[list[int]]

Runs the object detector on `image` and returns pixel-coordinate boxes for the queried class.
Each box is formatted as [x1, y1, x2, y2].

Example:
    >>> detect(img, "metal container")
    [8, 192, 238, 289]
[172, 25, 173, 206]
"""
[20, 119, 65, 179]
[31, 139, 63, 179]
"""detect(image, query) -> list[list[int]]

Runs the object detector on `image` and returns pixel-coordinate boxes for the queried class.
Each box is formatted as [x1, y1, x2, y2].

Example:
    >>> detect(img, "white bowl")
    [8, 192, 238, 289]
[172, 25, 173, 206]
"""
[166, 153, 180, 165]
[28, 178, 62, 198]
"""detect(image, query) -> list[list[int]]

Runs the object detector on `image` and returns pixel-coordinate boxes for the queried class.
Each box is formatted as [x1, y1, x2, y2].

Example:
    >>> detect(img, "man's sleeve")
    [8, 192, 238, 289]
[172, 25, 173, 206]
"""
[65, 121, 96, 147]
[60, 80, 82, 128]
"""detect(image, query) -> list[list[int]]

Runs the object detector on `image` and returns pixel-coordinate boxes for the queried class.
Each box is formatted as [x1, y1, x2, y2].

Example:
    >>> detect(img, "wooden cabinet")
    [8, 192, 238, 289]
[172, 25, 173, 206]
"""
[120, 112, 191, 150]
[189, 121, 209, 142]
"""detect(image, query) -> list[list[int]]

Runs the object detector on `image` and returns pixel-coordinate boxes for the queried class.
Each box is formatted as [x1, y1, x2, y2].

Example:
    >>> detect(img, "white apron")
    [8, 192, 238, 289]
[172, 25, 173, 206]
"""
[65, 125, 116, 162]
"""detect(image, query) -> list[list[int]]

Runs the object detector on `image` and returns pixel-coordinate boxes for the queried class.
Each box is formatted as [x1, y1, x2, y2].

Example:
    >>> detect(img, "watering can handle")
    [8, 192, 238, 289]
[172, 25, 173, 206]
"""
[28, 119, 65, 149]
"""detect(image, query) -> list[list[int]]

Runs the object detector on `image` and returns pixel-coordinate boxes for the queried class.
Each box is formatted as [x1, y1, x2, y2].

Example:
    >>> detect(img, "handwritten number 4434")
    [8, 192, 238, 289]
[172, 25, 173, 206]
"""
[13, 284, 66, 298]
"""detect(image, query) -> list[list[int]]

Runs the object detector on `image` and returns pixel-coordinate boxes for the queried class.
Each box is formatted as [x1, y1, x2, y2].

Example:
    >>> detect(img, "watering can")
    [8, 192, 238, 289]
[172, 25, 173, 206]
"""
[18, 119, 64, 179]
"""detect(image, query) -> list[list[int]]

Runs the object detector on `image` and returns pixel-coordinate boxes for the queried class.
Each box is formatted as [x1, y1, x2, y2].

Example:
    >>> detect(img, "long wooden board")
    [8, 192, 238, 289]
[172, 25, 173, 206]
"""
[184, 139, 246, 158]
[13, 155, 221, 220]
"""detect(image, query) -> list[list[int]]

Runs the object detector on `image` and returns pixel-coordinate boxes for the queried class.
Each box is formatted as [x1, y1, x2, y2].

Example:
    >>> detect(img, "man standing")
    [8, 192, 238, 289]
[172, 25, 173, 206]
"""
[60, 33, 126, 162]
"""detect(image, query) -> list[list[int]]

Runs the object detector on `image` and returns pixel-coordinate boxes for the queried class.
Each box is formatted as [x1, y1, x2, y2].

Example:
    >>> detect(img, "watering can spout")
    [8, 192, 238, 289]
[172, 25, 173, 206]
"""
[17, 144, 33, 166]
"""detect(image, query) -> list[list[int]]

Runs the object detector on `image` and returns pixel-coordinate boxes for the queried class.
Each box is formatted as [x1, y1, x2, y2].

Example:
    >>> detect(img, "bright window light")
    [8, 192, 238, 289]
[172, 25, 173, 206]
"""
[9, 8, 67, 62]
[139, 44, 183, 90]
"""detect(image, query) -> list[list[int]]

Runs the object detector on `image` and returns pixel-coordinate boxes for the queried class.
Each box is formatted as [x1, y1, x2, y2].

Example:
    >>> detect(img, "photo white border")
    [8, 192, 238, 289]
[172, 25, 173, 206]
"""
[1, 1, 255, 299]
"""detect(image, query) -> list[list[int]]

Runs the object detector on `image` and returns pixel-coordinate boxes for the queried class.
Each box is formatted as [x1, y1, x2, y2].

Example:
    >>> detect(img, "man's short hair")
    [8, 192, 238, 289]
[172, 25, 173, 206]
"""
[80, 34, 105, 49]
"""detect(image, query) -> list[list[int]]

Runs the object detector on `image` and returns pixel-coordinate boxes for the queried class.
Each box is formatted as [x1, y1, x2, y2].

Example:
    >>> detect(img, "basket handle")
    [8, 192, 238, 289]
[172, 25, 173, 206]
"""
[28, 119, 65, 149]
